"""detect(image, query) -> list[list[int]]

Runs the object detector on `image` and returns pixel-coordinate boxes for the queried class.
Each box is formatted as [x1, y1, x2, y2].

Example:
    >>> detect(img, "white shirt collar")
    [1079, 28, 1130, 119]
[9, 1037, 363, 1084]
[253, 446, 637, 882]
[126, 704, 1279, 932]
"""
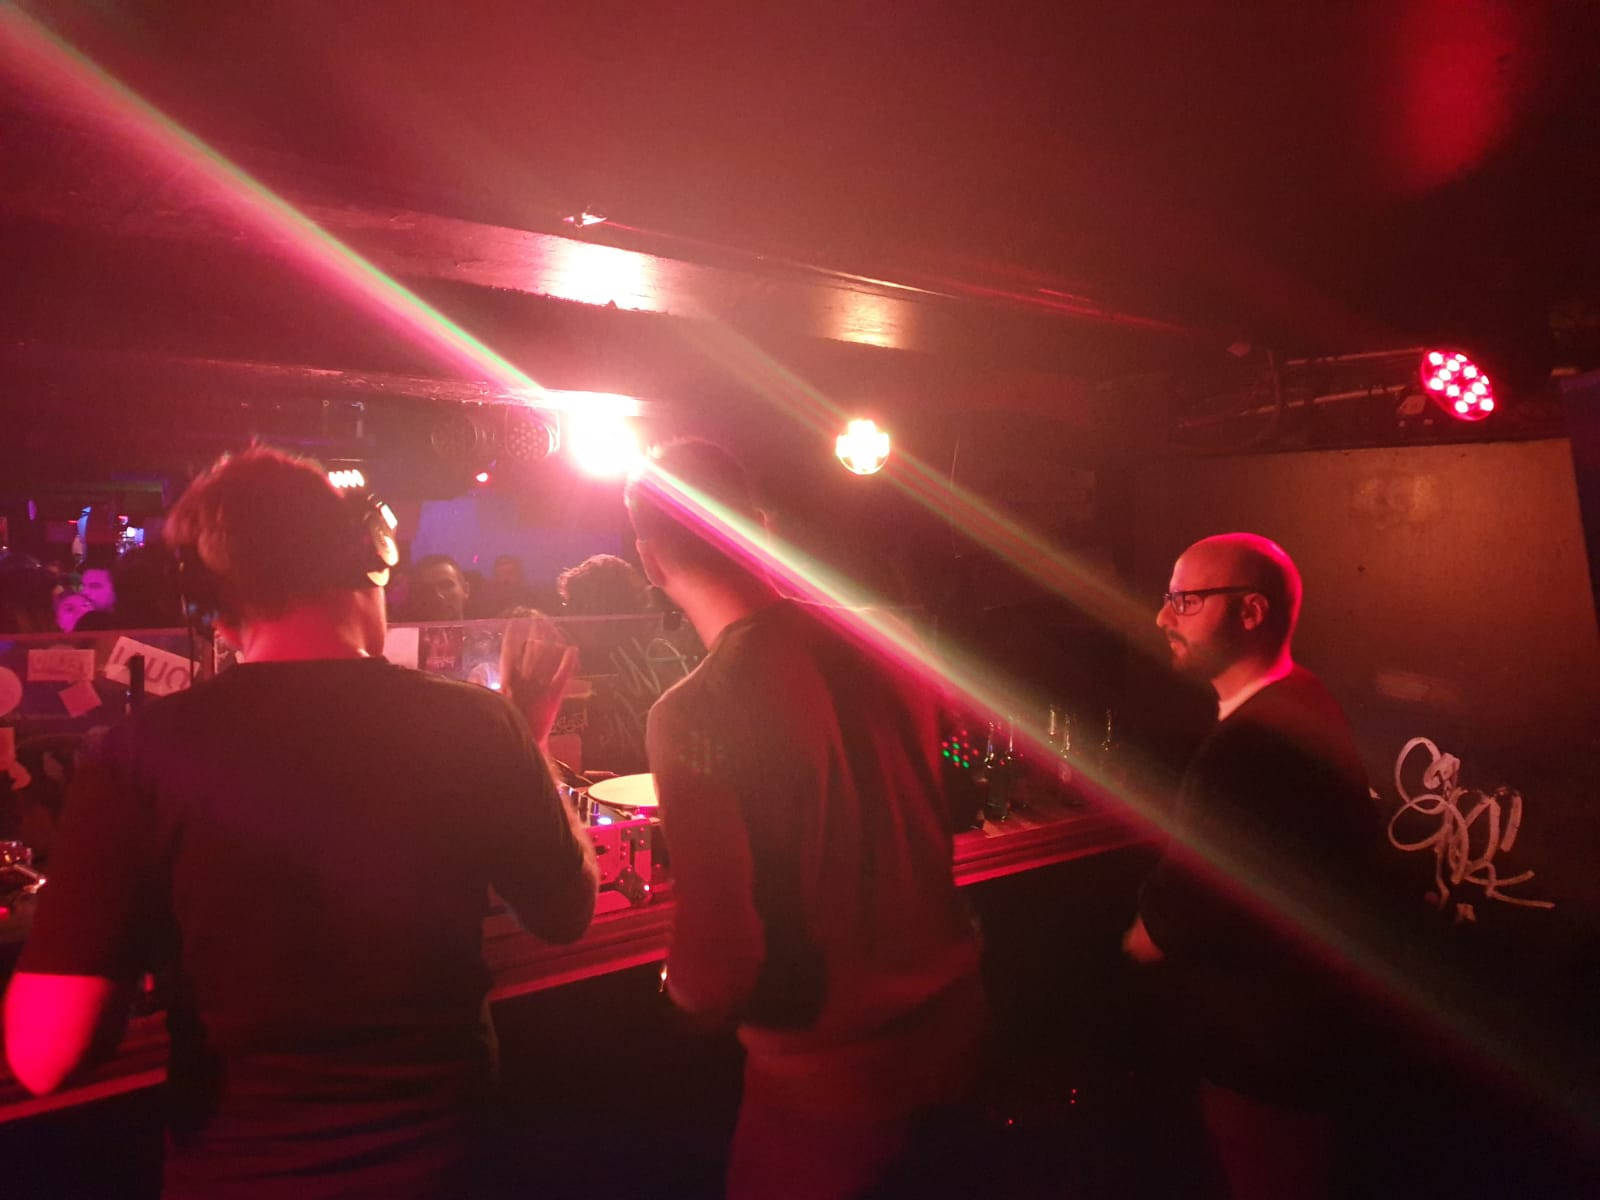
[1215, 660, 1294, 722]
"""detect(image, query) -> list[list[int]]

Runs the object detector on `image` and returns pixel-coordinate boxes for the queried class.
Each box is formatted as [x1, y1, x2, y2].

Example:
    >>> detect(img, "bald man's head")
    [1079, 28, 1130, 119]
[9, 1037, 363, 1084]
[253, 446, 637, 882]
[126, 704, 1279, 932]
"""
[1187, 534, 1301, 643]
[1157, 533, 1302, 680]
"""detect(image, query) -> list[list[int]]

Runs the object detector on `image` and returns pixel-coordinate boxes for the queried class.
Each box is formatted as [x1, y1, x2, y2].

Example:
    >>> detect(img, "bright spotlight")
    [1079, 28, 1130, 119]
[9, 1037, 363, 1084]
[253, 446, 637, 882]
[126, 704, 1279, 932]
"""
[566, 407, 644, 478]
[1420, 348, 1494, 421]
[474, 471, 492, 486]
[835, 419, 890, 475]
[327, 468, 367, 490]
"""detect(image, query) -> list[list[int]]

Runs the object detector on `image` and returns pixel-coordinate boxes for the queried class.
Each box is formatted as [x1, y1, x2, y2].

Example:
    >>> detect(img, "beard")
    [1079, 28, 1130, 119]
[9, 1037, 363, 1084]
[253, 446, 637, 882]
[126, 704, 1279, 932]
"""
[1165, 622, 1242, 682]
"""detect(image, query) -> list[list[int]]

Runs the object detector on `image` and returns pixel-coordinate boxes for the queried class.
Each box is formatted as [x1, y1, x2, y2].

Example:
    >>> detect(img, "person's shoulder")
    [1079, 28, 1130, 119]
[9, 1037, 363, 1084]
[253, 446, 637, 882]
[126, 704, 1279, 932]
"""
[383, 661, 524, 724]
[121, 672, 223, 737]
[647, 657, 711, 735]
[1247, 665, 1346, 725]
[1220, 665, 1365, 779]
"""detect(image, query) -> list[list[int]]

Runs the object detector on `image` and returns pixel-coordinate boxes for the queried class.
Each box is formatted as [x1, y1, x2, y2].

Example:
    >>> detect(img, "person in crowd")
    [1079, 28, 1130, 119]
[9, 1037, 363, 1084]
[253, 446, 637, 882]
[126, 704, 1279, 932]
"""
[409, 553, 470, 622]
[556, 554, 648, 617]
[78, 554, 117, 613]
[474, 554, 539, 618]
[5, 446, 597, 1199]
[52, 587, 95, 633]
[1123, 533, 1380, 1200]
[552, 554, 654, 773]
[627, 440, 985, 1200]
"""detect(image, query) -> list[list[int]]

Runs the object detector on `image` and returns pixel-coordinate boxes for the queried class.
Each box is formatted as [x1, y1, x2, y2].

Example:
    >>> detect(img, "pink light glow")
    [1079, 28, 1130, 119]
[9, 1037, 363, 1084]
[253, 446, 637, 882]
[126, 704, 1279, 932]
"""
[565, 401, 644, 478]
[1421, 348, 1494, 421]
[835, 419, 891, 475]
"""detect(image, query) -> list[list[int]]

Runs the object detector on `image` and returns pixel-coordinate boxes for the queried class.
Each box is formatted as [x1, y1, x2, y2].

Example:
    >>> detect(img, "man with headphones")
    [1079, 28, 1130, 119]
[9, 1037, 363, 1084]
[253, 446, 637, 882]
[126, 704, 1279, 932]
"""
[4, 446, 597, 1198]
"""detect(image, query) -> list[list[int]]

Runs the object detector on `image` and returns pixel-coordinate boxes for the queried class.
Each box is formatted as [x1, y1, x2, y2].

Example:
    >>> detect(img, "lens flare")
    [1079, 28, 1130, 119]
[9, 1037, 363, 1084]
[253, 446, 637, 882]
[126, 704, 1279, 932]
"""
[835, 419, 891, 475]
[566, 403, 644, 478]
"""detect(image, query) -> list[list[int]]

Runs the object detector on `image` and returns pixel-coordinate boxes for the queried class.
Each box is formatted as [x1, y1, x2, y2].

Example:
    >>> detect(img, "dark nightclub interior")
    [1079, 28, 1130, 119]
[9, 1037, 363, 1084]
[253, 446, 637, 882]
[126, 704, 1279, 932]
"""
[2, 3, 1599, 1197]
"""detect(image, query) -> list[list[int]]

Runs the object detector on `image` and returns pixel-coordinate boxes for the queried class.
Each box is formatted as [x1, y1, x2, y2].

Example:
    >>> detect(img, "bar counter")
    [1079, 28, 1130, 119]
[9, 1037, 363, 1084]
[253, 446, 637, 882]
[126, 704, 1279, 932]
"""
[0, 796, 1147, 1124]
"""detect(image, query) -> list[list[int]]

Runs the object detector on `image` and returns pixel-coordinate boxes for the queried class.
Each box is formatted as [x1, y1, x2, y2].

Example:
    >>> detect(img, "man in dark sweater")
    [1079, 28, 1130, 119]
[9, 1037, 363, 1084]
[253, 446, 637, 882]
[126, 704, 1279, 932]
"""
[628, 441, 984, 1200]
[1124, 533, 1379, 1200]
[4, 447, 597, 1198]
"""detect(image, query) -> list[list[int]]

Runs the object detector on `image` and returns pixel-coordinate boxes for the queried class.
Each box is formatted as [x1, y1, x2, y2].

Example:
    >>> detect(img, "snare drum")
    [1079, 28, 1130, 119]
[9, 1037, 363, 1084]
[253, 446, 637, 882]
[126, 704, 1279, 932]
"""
[579, 774, 666, 905]
[585, 772, 659, 822]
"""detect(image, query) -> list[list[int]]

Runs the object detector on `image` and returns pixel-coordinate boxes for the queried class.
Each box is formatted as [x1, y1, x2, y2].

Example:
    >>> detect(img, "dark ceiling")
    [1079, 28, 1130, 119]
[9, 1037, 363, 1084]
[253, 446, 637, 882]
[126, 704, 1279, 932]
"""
[11, 1, 1599, 361]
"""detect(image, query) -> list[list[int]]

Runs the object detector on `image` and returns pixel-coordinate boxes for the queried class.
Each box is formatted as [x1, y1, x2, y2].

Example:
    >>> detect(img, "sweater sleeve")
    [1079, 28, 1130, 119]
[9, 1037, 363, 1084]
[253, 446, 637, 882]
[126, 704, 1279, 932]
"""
[480, 705, 598, 945]
[647, 694, 765, 1024]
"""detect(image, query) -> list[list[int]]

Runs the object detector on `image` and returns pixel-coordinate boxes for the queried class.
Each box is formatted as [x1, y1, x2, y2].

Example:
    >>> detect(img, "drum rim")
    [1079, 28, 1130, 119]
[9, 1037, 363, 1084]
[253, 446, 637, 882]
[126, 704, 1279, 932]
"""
[586, 772, 659, 809]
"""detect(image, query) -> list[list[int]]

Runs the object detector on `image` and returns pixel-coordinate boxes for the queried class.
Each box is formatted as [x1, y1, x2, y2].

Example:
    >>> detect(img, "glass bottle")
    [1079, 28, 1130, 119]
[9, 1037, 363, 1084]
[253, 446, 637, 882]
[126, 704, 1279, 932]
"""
[981, 718, 1013, 823]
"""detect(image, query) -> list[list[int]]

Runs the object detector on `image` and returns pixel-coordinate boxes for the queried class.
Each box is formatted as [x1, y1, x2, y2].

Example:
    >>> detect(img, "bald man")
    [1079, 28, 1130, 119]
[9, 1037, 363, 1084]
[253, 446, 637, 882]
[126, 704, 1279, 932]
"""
[1125, 534, 1379, 1200]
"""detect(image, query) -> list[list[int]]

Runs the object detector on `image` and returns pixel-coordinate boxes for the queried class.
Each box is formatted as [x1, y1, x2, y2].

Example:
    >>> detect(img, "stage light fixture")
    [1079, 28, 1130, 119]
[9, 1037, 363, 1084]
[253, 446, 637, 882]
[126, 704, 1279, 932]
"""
[835, 419, 890, 475]
[474, 471, 492, 486]
[566, 405, 644, 478]
[327, 468, 367, 491]
[499, 405, 559, 467]
[1420, 349, 1494, 421]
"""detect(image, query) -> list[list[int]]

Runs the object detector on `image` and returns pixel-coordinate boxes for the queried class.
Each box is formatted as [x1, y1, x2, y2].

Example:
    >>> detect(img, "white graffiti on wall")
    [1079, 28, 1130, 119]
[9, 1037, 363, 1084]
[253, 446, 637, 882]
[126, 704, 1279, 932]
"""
[1387, 736, 1555, 920]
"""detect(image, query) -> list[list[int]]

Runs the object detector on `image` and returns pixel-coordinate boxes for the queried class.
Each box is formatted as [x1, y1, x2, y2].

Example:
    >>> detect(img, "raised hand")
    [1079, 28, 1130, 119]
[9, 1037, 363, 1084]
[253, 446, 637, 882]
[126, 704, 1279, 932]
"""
[499, 611, 579, 748]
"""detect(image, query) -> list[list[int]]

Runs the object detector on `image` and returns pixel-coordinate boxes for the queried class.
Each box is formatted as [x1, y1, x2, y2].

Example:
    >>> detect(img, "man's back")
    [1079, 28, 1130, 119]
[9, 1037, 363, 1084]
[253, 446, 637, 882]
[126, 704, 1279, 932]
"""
[647, 600, 981, 1118]
[21, 657, 592, 1196]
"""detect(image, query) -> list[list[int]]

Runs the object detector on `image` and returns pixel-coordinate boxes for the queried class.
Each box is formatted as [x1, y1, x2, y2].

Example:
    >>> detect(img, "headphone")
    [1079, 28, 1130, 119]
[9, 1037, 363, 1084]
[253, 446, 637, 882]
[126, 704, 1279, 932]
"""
[178, 490, 399, 630]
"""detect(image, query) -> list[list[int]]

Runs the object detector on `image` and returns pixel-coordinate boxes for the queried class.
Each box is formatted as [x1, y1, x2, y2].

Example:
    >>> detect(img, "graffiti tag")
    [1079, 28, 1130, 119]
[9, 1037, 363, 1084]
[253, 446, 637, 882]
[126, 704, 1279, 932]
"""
[1387, 736, 1554, 918]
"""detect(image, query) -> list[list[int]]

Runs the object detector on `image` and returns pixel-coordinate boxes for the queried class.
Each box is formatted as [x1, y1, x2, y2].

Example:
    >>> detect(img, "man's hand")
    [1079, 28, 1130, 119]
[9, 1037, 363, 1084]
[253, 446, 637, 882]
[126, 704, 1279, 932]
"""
[500, 612, 579, 749]
[1121, 914, 1165, 965]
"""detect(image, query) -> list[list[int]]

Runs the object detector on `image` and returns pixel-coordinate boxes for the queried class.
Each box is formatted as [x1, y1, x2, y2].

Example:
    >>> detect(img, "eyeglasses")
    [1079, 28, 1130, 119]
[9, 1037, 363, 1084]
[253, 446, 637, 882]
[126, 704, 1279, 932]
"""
[1160, 586, 1257, 616]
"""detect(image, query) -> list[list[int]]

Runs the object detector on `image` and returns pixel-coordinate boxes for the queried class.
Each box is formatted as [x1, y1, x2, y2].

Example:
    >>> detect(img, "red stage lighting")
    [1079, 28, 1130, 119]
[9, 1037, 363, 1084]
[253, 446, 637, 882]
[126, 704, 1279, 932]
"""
[1420, 349, 1494, 421]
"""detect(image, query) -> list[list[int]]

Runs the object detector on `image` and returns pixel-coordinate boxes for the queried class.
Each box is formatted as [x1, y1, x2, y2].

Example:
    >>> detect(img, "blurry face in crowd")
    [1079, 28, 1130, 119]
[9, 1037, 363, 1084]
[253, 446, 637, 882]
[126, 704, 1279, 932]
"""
[80, 568, 116, 611]
[492, 558, 522, 586]
[1155, 544, 1250, 683]
[412, 561, 468, 621]
[54, 590, 94, 632]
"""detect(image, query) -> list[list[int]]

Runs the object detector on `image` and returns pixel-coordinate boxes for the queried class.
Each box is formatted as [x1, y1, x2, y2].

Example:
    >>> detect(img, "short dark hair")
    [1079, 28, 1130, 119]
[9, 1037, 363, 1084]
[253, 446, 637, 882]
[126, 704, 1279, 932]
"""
[413, 554, 464, 579]
[558, 554, 647, 615]
[624, 439, 764, 578]
[164, 445, 357, 622]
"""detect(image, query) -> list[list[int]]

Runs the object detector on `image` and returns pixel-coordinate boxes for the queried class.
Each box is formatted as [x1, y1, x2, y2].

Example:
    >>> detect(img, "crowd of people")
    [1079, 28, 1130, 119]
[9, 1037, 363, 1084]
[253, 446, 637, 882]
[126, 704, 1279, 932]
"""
[0, 547, 176, 635]
[0, 538, 658, 637]
[0, 441, 1459, 1199]
[386, 550, 652, 627]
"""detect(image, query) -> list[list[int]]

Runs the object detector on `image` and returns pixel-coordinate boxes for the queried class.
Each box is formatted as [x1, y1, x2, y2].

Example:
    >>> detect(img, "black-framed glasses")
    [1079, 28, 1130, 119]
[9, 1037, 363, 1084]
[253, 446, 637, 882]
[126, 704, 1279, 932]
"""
[1161, 586, 1257, 616]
